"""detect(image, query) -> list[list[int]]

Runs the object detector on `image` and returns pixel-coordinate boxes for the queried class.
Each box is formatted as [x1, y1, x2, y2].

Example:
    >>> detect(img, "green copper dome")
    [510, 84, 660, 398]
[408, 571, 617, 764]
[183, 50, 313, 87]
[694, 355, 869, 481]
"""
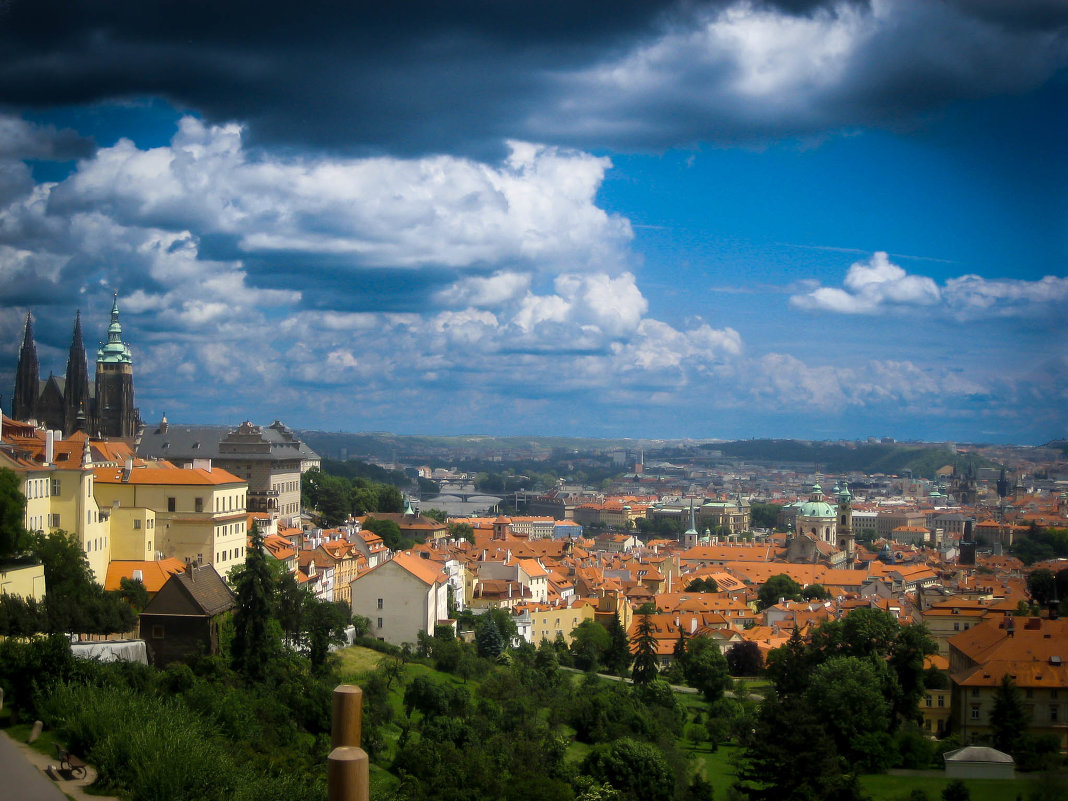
[97, 294, 133, 364]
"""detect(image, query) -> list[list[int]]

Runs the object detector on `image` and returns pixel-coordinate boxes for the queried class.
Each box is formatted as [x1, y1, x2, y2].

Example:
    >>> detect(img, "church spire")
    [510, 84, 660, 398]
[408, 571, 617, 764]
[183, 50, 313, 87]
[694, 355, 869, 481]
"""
[98, 292, 132, 364]
[12, 312, 39, 422]
[64, 311, 91, 436]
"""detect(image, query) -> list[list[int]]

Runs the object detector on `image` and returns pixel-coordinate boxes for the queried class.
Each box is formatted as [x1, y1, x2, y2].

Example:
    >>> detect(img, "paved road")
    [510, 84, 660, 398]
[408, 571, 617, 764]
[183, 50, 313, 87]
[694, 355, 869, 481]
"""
[0, 731, 68, 801]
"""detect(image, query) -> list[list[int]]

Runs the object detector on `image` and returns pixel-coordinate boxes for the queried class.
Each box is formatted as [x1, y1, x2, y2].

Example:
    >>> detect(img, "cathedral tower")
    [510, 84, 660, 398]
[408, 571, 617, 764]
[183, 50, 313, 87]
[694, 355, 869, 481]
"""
[63, 312, 91, 436]
[95, 294, 138, 438]
[12, 313, 39, 423]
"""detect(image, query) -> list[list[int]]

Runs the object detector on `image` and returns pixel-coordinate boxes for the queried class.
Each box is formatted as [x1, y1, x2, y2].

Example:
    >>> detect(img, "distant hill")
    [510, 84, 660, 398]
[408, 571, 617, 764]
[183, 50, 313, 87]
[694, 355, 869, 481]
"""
[297, 430, 999, 480]
[712, 440, 997, 478]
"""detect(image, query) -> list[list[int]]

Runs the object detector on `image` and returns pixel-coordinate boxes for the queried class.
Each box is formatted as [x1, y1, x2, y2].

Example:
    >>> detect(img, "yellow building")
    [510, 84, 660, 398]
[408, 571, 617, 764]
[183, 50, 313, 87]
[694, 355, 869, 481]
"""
[93, 462, 248, 578]
[527, 599, 596, 645]
[1, 422, 110, 581]
[0, 562, 46, 600]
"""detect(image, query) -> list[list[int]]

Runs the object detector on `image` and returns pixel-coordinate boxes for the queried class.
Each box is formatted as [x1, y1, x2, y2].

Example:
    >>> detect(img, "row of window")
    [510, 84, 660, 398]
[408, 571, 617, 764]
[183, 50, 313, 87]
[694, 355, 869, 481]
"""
[216, 546, 246, 563]
[132, 518, 156, 530]
[86, 535, 107, 553]
[25, 478, 50, 499]
[215, 522, 246, 539]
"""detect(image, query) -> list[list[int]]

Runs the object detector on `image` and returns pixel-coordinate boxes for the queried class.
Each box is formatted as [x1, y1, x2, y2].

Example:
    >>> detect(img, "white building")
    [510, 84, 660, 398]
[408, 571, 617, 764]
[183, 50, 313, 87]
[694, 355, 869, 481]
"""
[350, 552, 450, 648]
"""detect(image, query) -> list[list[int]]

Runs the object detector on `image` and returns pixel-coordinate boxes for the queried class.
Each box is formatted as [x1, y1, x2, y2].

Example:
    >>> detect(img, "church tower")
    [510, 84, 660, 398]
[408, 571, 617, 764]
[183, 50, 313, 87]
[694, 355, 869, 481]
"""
[836, 482, 855, 569]
[63, 312, 91, 436]
[12, 313, 39, 423]
[95, 293, 138, 438]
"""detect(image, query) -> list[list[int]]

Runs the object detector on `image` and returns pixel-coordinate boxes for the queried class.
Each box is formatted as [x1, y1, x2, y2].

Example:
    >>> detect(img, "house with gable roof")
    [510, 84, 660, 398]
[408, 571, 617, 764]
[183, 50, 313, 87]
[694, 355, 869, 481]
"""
[349, 551, 450, 647]
[139, 563, 235, 666]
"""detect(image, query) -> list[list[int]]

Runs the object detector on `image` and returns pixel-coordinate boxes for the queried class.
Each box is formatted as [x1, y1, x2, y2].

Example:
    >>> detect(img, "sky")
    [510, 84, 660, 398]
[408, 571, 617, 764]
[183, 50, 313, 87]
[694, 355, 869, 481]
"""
[0, 0, 1065, 444]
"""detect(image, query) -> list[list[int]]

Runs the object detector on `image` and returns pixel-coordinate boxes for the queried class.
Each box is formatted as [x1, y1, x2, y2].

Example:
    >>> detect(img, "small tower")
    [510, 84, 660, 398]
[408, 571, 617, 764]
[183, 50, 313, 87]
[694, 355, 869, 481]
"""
[63, 312, 91, 437]
[682, 499, 699, 549]
[836, 481, 855, 569]
[95, 293, 138, 438]
[12, 313, 39, 423]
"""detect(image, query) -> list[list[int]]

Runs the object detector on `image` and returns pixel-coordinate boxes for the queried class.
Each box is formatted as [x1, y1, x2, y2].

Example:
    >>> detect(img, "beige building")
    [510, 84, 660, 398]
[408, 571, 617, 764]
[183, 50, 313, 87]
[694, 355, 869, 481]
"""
[137, 419, 318, 522]
[350, 552, 450, 648]
[93, 462, 248, 577]
[527, 600, 595, 644]
[0, 561, 46, 600]
[949, 616, 1068, 751]
[1, 421, 110, 581]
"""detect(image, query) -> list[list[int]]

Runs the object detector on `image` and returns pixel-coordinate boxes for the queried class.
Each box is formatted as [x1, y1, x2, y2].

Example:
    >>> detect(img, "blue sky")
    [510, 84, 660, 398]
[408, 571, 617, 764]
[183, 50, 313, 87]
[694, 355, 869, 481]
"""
[0, 1, 1065, 443]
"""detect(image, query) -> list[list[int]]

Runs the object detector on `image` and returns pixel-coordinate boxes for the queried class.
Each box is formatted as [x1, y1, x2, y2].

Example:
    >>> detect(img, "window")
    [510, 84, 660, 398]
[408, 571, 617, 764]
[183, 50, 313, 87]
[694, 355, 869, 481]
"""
[971, 706, 980, 720]
[377, 598, 384, 609]
[51, 478, 61, 495]
[134, 519, 141, 529]
[195, 497, 203, 513]
[167, 497, 176, 512]
[1026, 689, 1033, 699]
[971, 688, 979, 698]
[1051, 706, 1059, 722]
[938, 696, 945, 708]
[48, 513, 60, 528]
[377, 618, 383, 629]
[151, 625, 165, 638]
[925, 696, 932, 707]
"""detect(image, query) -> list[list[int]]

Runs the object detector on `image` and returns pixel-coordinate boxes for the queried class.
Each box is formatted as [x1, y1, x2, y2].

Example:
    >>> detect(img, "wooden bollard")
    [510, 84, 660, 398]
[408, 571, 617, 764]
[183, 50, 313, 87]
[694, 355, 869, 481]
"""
[327, 746, 369, 801]
[332, 684, 362, 749]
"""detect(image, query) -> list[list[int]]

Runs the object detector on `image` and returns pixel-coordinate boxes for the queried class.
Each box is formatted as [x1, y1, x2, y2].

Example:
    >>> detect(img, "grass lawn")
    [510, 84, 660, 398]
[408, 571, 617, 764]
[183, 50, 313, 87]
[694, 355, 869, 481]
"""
[860, 772, 1033, 801]
[334, 644, 388, 678]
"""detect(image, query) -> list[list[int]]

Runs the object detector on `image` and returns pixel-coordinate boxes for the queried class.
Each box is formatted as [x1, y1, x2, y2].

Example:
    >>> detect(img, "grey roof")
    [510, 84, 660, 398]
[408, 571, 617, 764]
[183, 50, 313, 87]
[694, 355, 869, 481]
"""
[943, 746, 1014, 764]
[142, 565, 235, 617]
[138, 419, 319, 463]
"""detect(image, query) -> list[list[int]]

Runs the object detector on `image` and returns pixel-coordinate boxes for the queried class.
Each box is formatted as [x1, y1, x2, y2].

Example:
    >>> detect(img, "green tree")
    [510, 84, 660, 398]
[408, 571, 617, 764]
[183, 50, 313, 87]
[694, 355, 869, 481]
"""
[802, 583, 830, 601]
[361, 517, 406, 550]
[448, 521, 475, 543]
[888, 622, 937, 725]
[117, 576, 149, 611]
[942, 779, 970, 801]
[748, 502, 780, 530]
[806, 655, 892, 770]
[0, 468, 30, 558]
[757, 574, 803, 610]
[475, 614, 505, 659]
[630, 613, 659, 685]
[684, 577, 719, 593]
[604, 614, 633, 677]
[1027, 569, 1056, 607]
[991, 674, 1028, 755]
[734, 696, 843, 801]
[581, 737, 673, 801]
[726, 640, 763, 676]
[230, 523, 278, 680]
[764, 625, 808, 698]
[306, 599, 349, 673]
[683, 636, 730, 703]
[571, 619, 611, 672]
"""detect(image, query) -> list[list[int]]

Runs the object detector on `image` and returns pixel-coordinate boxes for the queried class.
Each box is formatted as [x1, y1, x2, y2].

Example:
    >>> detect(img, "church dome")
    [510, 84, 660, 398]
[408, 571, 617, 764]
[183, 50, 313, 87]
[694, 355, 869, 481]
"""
[798, 500, 837, 518]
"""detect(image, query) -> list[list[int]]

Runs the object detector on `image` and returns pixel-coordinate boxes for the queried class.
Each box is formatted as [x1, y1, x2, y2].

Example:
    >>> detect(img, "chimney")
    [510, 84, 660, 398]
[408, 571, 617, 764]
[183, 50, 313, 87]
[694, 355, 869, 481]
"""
[122, 458, 133, 483]
[132, 569, 143, 582]
[45, 430, 55, 464]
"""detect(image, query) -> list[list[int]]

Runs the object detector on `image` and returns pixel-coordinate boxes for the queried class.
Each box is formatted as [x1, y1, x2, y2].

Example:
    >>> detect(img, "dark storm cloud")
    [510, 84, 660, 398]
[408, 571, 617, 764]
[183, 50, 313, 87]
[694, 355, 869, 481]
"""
[4, 0, 1049, 156]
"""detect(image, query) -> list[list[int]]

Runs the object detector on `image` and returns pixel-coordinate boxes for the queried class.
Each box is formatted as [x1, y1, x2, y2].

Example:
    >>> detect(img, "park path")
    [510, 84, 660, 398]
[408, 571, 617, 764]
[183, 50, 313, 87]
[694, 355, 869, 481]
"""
[0, 730, 120, 801]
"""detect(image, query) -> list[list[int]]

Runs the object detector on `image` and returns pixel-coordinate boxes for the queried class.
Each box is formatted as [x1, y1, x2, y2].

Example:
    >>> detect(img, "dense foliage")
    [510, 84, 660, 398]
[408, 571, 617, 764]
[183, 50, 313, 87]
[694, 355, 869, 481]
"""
[0, 529, 135, 636]
[1012, 526, 1068, 565]
[301, 468, 405, 528]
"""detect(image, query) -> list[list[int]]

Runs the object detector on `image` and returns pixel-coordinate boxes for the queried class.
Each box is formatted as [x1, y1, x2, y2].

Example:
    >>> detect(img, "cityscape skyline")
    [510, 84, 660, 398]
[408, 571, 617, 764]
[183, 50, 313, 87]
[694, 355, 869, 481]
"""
[0, 2, 1065, 443]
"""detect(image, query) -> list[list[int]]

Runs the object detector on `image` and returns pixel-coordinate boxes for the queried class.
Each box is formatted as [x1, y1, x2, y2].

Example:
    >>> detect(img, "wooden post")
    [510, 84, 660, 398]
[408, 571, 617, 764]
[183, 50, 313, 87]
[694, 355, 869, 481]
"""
[331, 684, 363, 749]
[327, 746, 369, 801]
[329, 684, 367, 801]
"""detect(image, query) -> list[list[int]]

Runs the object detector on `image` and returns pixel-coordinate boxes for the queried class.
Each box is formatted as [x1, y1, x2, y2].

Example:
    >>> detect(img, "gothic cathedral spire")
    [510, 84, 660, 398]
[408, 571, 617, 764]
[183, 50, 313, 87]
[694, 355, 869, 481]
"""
[63, 311, 91, 436]
[12, 312, 39, 422]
